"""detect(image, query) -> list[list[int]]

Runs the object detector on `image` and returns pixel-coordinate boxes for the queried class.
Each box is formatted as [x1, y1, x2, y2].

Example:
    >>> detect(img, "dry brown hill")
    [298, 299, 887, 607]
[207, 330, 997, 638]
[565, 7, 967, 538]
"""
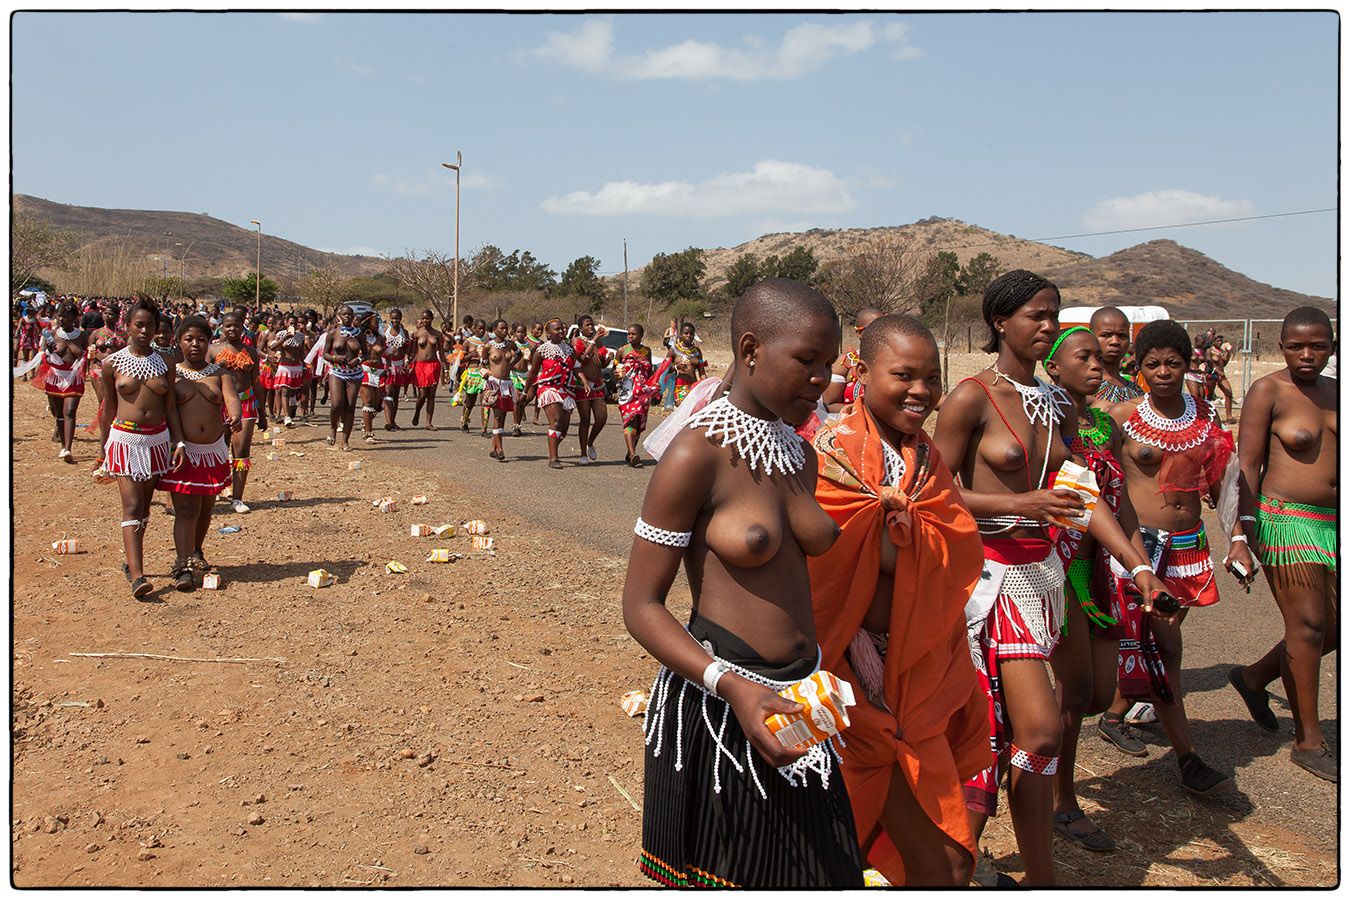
[13, 194, 387, 281]
[1042, 239, 1333, 319]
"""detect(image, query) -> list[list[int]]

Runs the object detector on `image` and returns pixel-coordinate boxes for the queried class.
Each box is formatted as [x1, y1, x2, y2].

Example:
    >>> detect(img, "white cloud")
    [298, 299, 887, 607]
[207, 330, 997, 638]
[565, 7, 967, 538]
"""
[337, 57, 375, 78]
[278, 12, 320, 24]
[541, 159, 855, 218]
[528, 18, 921, 81]
[373, 169, 499, 196]
[1081, 189, 1255, 230]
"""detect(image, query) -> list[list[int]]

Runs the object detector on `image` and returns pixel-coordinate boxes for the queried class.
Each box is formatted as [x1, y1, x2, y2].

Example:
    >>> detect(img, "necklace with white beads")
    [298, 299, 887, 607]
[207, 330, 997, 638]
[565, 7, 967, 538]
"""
[990, 364, 1066, 429]
[686, 395, 805, 477]
[175, 363, 222, 381]
[55, 326, 83, 341]
[108, 347, 167, 381]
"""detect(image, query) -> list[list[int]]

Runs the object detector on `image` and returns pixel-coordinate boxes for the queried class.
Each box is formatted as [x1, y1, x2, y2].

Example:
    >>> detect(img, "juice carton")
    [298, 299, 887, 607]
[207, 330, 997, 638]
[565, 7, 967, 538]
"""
[426, 549, 456, 563]
[411, 495, 428, 505]
[307, 569, 336, 588]
[379, 498, 399, 513]
[620, 690, 649, 717]
[202, 573, 221, 590]
[348, 460, 362, 471]
[277, 490, 295, 502]
[764, 671, 857, 752]
[267, 452, 279, 461]
[1049, 461, 1100, 531]
[463, 520, 490, 536]
[51, 538, 81, 554]
[471, 535, 495, 552]
[410, 524, 432, 537]
[433, 524, 456, 537]
[272, 438, 285, 449]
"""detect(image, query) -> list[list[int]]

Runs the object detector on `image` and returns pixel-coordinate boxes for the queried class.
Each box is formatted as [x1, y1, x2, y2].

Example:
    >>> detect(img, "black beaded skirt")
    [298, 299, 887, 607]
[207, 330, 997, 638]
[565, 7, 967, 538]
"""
[638, 616, 864, 888]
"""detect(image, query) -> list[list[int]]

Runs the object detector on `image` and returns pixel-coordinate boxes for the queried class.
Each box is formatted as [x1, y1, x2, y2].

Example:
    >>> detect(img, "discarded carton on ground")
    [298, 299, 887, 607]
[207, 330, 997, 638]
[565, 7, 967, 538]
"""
[411, 495, 428, 505]
[307, 569, 336, 588]
[51, 538, 81, 555]
[348, 460, 362, 471]
[620, 690, 649, 717]
[202, 573, 221, 590]
[277, 490, 295, 502]
[764, 671, 856, 752]
[379, 498, 399, 513]
[463, 520, 490, 535]
[432, 524, 456, 537]
[272, 425, 282, 436]
[471, 535, 495, 552]
[425, 548, 456, 563]
[272, 438, 285, 449]
[410, 523, 432, 537]
[267, 452, 279, 461]
[385, 560, 408, 574]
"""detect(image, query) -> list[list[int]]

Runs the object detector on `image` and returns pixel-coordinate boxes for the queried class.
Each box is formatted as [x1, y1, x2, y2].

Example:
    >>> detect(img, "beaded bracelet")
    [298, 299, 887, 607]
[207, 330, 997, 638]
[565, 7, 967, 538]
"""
[634, 517, 692, 547]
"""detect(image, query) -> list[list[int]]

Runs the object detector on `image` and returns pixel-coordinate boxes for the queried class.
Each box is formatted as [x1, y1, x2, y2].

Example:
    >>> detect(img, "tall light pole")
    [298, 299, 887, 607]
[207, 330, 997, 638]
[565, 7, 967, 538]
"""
[441, 153, 461, 327]
[250, 220, 262, 307]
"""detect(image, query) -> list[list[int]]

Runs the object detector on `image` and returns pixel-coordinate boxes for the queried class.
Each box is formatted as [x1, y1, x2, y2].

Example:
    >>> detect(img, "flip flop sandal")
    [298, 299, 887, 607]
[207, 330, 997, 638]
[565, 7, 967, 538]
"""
[1053, 810, 1117, 852]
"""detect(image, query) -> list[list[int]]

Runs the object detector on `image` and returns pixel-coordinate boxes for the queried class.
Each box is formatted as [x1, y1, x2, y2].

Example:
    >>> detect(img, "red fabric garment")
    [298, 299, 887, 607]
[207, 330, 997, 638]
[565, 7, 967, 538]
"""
[808, 404, 990, 885]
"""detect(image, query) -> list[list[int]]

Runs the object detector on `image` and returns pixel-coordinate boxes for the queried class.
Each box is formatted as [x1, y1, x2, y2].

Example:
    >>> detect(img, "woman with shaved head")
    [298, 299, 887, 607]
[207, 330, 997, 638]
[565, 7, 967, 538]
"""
[624, 278, 863, 887]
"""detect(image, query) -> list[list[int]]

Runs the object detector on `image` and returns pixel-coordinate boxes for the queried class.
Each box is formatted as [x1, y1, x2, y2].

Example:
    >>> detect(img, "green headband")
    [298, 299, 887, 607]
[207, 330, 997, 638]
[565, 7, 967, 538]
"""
[1045, 326, 1093, 367]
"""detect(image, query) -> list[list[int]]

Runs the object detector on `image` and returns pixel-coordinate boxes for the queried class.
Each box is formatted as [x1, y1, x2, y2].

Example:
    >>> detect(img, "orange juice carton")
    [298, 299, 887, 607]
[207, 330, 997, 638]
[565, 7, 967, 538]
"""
[471, 535, 495, 552]
[380, 499, 399, 513]
[267, 452, 279, 461]
[272, 438, 285, 450]
[764, 671, 857, 752]
[463, 520, 490, 536]
[426, 548, 456, 563]
[51, 538, 81, 555]
[347, 460, 362, 471]
[620, 690, 649, 717]
[201, 573, 221, 590]
[277, 490, 295, 502]
[433, 524, 457, 538]
[307, 569, 336, 588]
[410, 523, 433, 537]
[411, 495, 428, 505]
[1049, 461, 1100, 531]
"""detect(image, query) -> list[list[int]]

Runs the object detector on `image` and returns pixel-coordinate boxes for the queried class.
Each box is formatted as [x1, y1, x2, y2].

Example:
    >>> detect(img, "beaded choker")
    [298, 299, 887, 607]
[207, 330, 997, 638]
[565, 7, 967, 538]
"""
[339, 326, 361, 338]
[1076, 406, 1114, 449]
[176, 363, 222, 381]
[214, 345, 254, 370]
[1122, 393, 1212, 452]
[686, 395, 805, 477]
[55, 326, 83, 341]
[538, 341, 573, 361]
[107, 347, 167, 381]
[990, 365, 1066, 429]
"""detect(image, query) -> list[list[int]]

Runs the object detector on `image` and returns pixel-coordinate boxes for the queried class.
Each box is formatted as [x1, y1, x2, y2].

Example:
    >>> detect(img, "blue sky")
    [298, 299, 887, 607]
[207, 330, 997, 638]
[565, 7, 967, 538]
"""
[11, 11, 1338, 297]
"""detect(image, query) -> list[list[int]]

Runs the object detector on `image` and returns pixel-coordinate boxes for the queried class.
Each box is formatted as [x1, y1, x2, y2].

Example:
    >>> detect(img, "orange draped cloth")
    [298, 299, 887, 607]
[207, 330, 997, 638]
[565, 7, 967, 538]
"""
[808, 404, 990, 885]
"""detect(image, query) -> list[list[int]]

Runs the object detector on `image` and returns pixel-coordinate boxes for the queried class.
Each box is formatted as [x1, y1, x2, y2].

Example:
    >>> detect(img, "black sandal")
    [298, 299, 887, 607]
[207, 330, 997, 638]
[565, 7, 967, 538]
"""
[171, 561, 195, 593]
[1053, 810, 1117, 852]
[131, 576, 154, 600]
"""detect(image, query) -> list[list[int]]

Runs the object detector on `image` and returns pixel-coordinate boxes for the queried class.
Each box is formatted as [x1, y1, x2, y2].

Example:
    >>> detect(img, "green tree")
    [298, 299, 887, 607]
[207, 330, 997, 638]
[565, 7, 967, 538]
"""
[468, 244, 507, 291]
[220, 271, 279, 306]
[722, 253, 763, 301]
[300, 267, 352, 316]
[555, 255, 607, 312]
[763, 245, 819, 283]
[958, 253, 1001, 298]
[11, 214, 78, 294]
[499, 249, 556, 293]
[641, 248, 705, 306]
[915, 251, 961, 325]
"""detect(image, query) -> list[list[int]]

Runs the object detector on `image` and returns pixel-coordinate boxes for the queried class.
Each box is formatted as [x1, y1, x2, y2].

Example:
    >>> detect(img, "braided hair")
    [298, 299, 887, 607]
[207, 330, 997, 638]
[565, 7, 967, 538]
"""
[981, 269, 1059, 353]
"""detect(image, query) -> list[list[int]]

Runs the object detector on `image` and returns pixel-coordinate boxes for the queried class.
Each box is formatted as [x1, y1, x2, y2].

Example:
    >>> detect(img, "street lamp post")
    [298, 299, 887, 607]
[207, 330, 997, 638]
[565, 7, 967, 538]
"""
[441, 153, 461, 327]
[250, 220, 262, 307]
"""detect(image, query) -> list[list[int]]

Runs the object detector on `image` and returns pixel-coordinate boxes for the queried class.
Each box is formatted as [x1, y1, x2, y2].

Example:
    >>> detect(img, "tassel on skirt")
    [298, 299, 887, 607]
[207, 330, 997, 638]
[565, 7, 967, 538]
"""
[104, 421, 171, 481]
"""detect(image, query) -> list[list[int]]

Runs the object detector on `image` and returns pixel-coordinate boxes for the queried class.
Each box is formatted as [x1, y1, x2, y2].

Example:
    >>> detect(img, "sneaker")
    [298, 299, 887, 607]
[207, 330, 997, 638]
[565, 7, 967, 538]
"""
[1178, 752, 1231, 795]
[587, 446, 598, 461]
[1291, 744, 1338, 783]
[1098, 713, 1148, 757]
[1125, 702, 1158, 725]
[231, 499, 251, 514]
[971, 848, 1019, 887]
[1228, 666, 1279, 733]
[578, 455, 591, 466]
[58, 448, 74, 463]
[284, 416, 294, 427]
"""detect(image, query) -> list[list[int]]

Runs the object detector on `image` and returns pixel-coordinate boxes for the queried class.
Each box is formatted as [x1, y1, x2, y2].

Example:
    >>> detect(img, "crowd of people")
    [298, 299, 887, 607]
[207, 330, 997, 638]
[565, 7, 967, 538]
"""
[619, 276, 1336, 887]
[11, 278, 1337, 887]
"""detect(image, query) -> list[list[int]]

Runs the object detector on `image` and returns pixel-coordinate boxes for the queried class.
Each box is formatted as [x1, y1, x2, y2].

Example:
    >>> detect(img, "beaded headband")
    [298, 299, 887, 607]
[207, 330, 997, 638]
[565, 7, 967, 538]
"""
[1045, 326, 1093, 367]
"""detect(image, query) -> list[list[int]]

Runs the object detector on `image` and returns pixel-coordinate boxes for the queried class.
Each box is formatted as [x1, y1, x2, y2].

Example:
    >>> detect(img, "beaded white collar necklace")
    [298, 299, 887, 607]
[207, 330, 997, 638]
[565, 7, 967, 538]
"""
[108, 347, 167, 381]
[384, 328, 406, 349]
[990, 365, 1066, 429]
[175, 363, 222, 381]
[55, 326, 82, 341]
[538, 341, 572, 361]
[687, 395, 805, 477]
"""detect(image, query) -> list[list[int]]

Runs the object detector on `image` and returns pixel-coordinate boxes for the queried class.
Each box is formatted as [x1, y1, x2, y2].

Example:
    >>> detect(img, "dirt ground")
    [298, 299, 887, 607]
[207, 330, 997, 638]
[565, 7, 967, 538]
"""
[9, 376, 1338, 888]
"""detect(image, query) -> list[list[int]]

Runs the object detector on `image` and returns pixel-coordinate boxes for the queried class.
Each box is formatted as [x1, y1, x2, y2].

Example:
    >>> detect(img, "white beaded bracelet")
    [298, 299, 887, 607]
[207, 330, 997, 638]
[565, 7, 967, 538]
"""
[702, 660, 729, 697]
[1230, 534, 1249, 544]
[634, 517, 692, 547]
[1129, 563, 1154, 579]
[1239, 515, 1257, 523]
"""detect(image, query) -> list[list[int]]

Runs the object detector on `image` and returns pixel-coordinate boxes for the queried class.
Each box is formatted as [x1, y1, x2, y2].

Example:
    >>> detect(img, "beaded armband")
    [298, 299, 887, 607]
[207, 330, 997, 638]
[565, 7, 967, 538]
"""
[634, 517, 692, 547]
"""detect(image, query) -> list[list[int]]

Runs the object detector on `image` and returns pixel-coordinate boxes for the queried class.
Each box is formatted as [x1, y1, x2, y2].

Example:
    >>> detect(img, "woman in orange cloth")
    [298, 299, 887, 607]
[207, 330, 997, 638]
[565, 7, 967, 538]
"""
[808, 314, 990, 886]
